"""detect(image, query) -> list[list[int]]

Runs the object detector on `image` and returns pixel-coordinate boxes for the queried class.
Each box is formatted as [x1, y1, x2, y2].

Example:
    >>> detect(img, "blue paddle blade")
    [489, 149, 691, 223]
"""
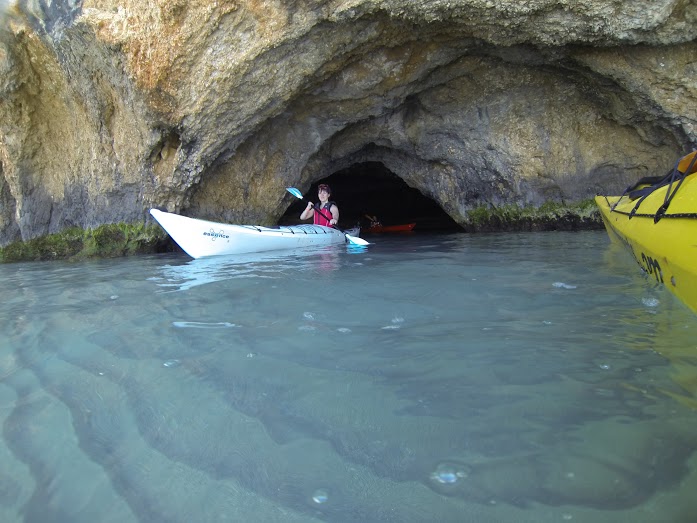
[345, 233, 370, 246]
[286, 187, 303, 199]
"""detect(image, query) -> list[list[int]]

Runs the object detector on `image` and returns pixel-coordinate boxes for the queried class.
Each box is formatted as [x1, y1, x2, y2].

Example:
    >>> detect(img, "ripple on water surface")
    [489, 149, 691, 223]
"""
[3, 233, 697, 523]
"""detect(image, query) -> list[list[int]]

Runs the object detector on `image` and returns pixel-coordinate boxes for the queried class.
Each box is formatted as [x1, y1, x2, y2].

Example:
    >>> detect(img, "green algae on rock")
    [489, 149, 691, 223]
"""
[0, 223, 168, 263]
[463, 199, 602, 232]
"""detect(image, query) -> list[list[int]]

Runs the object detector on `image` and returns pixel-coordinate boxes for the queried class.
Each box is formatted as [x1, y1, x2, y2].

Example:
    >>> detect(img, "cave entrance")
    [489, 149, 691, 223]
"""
[281, 162, 462, 232]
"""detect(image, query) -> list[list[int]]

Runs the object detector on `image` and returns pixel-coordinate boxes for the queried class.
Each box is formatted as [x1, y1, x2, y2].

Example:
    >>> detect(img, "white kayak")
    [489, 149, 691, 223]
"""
[150, 208, 363, 259]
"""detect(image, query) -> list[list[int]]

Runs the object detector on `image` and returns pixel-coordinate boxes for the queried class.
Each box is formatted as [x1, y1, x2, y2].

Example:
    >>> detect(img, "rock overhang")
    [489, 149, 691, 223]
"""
[0, 0, 696, 247]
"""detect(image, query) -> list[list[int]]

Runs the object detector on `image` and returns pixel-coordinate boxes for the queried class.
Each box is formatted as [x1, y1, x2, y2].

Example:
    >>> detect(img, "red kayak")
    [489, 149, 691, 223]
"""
[364, 223, 416, 233]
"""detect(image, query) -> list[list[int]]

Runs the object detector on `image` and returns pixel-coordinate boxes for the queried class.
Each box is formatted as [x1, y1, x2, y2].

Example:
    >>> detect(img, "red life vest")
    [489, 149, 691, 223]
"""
[313, 202, 335, 226]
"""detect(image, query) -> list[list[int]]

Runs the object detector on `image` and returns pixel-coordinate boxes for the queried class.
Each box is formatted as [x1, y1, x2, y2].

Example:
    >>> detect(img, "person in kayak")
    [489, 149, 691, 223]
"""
[300, 183, 340, 227]
[364, 214, 381, 228]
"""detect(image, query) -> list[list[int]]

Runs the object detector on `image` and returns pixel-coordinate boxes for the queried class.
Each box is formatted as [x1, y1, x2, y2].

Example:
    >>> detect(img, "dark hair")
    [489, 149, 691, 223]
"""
[318, 184, 331, 195]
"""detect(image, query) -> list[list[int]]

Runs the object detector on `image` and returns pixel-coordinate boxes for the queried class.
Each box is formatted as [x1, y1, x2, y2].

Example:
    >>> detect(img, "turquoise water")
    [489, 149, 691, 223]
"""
[2, 231, 697, 523]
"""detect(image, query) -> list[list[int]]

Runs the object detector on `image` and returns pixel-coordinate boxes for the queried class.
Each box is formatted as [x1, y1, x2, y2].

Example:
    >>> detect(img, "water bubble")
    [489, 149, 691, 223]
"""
[429, 461, 469, 492]
[434, 468, 458, 484]
[594, 387, 615, 397]
[553, 282, 577, 289]
[599, 364, 610, 370]
[163, 359, 180, 368]
[641, 297, 659, 307]
[303, 312, 315, 320]
[337, 327, 352, 333]
[110, 295, 119, 300]
[311, 488, 329, 504]
[172, 321, 236, 329]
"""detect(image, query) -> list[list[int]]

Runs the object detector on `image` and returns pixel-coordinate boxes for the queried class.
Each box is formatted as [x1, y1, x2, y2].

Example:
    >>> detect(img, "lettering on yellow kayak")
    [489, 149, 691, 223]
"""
[640, 253, 663, 283]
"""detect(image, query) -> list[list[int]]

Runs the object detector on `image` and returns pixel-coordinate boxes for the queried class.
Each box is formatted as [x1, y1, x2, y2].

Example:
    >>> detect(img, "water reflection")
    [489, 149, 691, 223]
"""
[156, 244, 345, 291]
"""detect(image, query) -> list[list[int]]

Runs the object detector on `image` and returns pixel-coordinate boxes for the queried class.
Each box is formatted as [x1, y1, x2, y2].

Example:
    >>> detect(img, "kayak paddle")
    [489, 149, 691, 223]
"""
[286, 187, 370, 246]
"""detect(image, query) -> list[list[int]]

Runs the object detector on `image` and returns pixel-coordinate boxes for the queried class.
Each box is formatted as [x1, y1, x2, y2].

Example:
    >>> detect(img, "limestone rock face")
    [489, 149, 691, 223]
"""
[0, 0, 695, 243]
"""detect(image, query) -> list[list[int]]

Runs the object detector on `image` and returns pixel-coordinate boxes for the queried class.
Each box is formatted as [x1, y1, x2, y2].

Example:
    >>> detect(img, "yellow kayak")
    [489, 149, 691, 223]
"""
[595, 150, 697, 314]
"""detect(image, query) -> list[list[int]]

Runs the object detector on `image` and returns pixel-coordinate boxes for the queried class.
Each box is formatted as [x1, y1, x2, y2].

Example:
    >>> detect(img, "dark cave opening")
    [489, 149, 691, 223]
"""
[281, 162, 463, 232]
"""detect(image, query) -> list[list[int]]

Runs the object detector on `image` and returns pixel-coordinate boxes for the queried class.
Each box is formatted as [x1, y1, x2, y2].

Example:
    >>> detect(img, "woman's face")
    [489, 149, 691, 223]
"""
[318, 188, 330, 202]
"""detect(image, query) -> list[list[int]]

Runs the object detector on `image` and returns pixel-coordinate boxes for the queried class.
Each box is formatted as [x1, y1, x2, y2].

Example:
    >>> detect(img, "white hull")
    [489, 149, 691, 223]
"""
[150, 209, 358, 259]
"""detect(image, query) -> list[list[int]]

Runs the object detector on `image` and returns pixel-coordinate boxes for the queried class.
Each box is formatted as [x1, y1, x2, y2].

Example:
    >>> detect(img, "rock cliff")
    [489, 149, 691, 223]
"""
[1, 0, 695, 246]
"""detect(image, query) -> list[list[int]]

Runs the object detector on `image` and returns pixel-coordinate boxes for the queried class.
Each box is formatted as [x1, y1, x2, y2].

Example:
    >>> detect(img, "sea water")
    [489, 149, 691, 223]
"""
[1, 231, 697, 523]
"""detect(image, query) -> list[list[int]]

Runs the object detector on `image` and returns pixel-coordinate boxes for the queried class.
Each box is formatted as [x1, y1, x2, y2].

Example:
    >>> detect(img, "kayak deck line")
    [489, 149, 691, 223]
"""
[606, 150, 697, 220]
[601, 206, 697, 220]
[236, 224, 351, 235]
